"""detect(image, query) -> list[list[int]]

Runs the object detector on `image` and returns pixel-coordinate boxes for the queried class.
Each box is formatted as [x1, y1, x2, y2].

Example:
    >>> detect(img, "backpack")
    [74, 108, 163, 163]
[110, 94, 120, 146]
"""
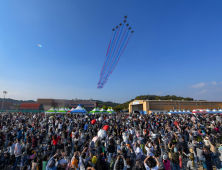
[110, 157, 115, 170]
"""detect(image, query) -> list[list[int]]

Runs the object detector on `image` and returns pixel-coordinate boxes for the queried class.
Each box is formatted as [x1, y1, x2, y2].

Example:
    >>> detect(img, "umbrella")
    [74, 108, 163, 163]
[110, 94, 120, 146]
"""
[49, 116, 53, 119]
[57, 115, 63, 117]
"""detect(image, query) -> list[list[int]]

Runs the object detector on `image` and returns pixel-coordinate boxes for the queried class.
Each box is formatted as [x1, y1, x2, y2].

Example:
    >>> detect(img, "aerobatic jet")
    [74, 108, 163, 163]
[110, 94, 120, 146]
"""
[124, 15, 127, 19]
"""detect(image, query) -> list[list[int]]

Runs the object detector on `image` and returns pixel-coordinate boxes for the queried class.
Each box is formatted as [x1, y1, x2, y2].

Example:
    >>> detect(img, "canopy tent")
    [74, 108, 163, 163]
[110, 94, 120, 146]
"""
[108, 107, 116, 114]
[70, 104, 88, 115]
[218, 109, 222, 114]
[186, 110, 192, 114]
[199, 109, 208, 114]
[178, 110, 182, 114]
[65, 107, 70, 111]
[89, 107, 100, 114]
[45, 107, 56, 114]
[206, 108, 213, 114]
[212, 108, 219, 114]
[57, 107, 67, 114]
[68, 107, 75, 113]
[54, 107, 59, 112]
[168, 110, 174, 115]
[174, 110, 178, 114]
[83, 107, 87, 112]
[192, 109, 200, 115]
[182, 110, 186, 113]
[99, 108, 109, 114]
[206, 109, 215, 114]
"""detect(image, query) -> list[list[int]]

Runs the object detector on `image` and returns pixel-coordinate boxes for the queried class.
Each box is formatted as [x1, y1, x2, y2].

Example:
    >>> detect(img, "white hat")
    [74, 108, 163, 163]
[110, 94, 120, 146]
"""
[163, 155, 167, 160]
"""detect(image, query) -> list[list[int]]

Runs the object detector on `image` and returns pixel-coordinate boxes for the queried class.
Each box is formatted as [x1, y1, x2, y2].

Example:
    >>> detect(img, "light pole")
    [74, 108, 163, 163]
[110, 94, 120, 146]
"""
[1, 91, 7, 110]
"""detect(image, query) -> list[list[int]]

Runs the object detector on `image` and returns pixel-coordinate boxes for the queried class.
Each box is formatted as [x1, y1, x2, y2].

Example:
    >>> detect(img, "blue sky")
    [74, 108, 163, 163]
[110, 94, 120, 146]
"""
[0, 0, 222, 103]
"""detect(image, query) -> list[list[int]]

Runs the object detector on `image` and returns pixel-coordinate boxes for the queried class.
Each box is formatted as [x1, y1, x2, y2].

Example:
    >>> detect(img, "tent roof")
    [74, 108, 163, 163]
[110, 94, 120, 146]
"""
[71, 104, 87, 113]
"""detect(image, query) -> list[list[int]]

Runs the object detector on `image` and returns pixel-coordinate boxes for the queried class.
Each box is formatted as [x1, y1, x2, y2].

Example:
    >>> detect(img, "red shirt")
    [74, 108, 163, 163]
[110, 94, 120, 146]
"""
[52, 136, 60, 145]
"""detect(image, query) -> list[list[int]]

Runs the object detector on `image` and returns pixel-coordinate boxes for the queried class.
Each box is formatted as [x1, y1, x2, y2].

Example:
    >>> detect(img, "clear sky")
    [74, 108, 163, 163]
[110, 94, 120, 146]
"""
[0, 0, 222, 103]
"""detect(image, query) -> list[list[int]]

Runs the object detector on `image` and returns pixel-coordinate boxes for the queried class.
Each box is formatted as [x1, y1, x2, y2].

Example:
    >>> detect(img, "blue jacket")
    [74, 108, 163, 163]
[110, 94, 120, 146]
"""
[17, 130, 23, 139]
[84, 124, 88, 131]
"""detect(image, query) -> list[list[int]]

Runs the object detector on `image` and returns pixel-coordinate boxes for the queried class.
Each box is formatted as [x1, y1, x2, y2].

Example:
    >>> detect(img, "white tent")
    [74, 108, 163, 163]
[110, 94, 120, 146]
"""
[45, 107, 56, 114]
[89, 107, 100, 114]
[186, 110, 192, 114]
[70, 104, 87, 115]
[212, 108, 218, 114]
[68, 107, 75, 112]
[57, 107, 67, 114]
[109, 107, 116, 114]
[168, 110, 173, 115]
[99, 108, 109, 114]
[174, 110, 178, 114]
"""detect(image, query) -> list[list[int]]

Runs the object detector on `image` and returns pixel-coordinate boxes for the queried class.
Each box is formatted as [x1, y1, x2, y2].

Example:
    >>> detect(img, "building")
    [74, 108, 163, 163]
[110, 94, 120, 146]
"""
[37, 99, 96, 112]
[129, 100, 222, 114]
[19, 103, 44, 111]
[0, 101, 15, 110]
[69, 100, 96, 112]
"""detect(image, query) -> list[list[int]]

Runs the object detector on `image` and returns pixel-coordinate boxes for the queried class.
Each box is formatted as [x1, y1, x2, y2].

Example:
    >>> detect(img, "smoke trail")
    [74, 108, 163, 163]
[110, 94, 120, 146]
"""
[100, 32, 113, 79]
[101, 25, 128, 86]
[98, 29, 117, 86]
[99, 27, 120, 85]
[102, 30, 131, 86]
[103, 23, 125, 85]
[109, 33, 132, 77]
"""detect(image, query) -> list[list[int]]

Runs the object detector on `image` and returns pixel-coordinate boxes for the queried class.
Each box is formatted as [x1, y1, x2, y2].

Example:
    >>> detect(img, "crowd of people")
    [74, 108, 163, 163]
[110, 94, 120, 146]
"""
[0, 112, 222, 170]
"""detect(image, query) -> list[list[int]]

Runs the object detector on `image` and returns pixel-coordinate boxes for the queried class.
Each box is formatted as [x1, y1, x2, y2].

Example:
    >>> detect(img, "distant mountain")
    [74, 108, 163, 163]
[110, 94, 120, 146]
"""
[93, 100, 119, 108]
[113, 95, 194, 112]
[0, 98, 36, 105]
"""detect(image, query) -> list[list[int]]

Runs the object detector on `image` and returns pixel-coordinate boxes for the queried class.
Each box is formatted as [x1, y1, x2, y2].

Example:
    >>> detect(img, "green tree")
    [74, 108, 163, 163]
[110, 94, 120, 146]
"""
[102, 105, 108, 110]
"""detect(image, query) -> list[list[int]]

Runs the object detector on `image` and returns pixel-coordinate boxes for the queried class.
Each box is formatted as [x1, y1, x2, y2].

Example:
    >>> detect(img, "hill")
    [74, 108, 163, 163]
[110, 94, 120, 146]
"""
[93, 100, 119, 109]
[113, 95, 194, 112]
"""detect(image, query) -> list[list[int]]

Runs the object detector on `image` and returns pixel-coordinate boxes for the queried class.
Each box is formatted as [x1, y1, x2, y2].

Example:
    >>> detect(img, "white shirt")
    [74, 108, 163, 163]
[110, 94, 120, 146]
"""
[58, 123, 62, 129]
[145, 146, 154, 156]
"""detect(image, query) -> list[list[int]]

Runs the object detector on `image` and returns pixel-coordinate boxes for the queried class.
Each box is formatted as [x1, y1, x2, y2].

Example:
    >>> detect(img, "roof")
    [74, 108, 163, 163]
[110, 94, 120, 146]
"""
[19, 103, 42, 110]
